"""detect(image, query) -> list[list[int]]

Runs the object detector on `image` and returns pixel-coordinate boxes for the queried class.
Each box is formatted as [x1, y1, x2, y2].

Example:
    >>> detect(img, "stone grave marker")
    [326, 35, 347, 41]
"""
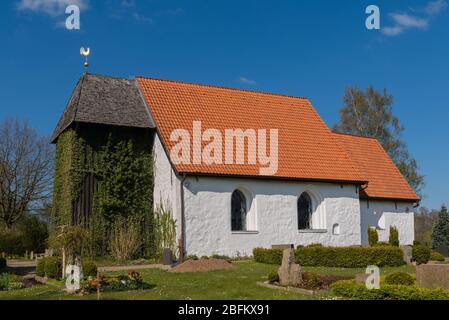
[278, 248, 302, 287]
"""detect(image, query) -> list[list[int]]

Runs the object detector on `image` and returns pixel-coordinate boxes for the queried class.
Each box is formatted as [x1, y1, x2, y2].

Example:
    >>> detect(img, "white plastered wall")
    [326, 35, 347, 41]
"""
[153, 135, 182, 242]
[360, 200, 415, 245]
[183, 177, 362, 257]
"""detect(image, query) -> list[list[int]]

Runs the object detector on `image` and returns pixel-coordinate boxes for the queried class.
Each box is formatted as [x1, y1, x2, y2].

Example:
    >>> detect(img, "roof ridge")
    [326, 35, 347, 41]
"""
[85, 72, 134, 82]
[136, 75, 309, 101]
[332, 131, 379, 141]
[72, 73, 88, 123]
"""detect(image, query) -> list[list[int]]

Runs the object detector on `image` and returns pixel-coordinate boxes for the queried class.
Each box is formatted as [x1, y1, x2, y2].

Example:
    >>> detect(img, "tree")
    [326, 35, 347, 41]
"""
[333, 86, 424, 195]
[389, 226, 399, 247]
[0, 118, 54, 229]
[432, 205, 449, 248]
[20, 215, 49, 253]
[415, 207, 439, 246]
[368, 226, 378, 246]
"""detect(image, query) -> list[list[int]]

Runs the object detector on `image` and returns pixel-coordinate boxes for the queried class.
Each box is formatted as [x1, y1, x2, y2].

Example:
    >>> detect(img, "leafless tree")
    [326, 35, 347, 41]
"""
[0, 118, 54, 229]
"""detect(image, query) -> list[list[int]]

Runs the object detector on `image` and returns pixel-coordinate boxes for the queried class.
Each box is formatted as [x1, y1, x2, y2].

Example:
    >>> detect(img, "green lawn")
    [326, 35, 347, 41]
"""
[0, 261, 415, 300]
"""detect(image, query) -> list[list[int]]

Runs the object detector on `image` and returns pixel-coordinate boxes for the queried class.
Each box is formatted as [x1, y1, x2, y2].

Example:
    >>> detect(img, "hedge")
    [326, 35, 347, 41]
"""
[36, 258, 45, 277]
[331, 280, 449, 300]
[36, 257, 98, 279]
[44, 257, 62, 279]
[82, 261, 98, 278]
[385, 272, 414, 286]
[431, 251, 445, 262]
[412, 245, 431, 265]
[253, 246, 405, 268]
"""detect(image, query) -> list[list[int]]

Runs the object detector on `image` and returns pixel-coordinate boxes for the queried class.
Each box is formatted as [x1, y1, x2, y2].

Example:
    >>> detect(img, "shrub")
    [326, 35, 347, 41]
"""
[154, 203, 177, 258]
[49, 225, 86, 261]
[109, 222, 142, 262]
[431, 251, 445, 262]
[297, 246, 404, 268]
[412, 245, 431, 265]
[389, 226, 400, 247]
[374, 242, 391, 247]
[253, 246, 405, 268]
[307, 243, 323, 248]
[0, 273, 24, 291]
[253, 248, 283, 265]
[267, 271, 279, 283]
[44, 256, 62, 279]
[331, 280, 449, 300]
[385, 272, 414, 286]
[20, 216, 48, 253]
[368, 227, 379, 247]
[0, 231, 25, 255]
[36, 258, 46, 277]
[301, 272, 324, 289]
[83, 261, 98, 278]
[83, 271, 151, 293]
[0, 257, 6, 269]
[186, 255, 199, 261]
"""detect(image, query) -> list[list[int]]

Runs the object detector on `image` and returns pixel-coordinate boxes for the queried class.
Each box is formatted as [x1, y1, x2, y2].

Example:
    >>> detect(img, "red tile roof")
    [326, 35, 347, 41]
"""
[137, 76, 418, 201]
[335, 133, 420, 201]
[137, 76, 364, 183]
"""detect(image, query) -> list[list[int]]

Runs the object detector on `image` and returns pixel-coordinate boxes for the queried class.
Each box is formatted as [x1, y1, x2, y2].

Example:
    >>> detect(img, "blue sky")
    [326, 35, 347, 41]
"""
[0, 0, 448, 209]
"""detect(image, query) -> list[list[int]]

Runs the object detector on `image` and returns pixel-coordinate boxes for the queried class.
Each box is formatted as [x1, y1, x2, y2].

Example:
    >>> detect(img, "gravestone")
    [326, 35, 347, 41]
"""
[278, 248, 302, 287]
[163, 248, 174, 266]
[416, 264, 449, 290]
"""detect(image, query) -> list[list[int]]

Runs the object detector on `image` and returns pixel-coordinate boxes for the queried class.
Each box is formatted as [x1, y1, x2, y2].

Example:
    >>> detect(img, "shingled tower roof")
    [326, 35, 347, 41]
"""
[51, 73, 154, 143]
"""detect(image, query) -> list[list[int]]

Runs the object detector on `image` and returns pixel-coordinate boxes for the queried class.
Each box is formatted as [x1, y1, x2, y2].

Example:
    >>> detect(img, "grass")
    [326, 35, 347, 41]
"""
[92, 257, 159, 267]
[0, 261, 416, 300]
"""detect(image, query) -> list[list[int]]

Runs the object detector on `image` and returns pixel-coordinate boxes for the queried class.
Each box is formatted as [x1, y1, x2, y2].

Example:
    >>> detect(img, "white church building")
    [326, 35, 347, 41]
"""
[53, 74, 420, 257]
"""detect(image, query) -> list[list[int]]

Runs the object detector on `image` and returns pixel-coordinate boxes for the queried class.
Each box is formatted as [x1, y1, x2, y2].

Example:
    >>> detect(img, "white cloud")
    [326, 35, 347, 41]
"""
[17, 0, 89, 16]
[133, 12, 152, 24]
[382, 25, 405, 36]
[391, 13, 428, 29]
[238, 76, 257, 85]
[382, 13, 428, 37]
[382, 1, 447, 37]
[425, 0, 448, 15]
[121, 0, 135, 8]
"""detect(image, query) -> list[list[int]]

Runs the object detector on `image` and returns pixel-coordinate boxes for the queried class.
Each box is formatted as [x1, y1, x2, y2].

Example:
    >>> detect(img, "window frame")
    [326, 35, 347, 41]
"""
[298, 192, 313, 230]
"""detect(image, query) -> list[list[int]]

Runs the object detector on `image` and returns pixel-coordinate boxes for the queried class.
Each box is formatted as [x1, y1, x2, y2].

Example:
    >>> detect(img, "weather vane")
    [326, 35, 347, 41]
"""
[80, 47, 91, 70]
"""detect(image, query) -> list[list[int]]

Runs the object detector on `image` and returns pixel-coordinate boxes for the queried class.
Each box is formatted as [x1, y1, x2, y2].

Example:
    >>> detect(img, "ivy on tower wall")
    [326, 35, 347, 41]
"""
[52, 129, 86, 228]
[51, 125, 155, 258]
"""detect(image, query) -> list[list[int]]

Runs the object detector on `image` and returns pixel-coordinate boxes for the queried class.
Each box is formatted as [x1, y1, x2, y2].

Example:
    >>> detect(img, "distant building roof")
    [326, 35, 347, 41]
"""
[51, 73, 154, 143]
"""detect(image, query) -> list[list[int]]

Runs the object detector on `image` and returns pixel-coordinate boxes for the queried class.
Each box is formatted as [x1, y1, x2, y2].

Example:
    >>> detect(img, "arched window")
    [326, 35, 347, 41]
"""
[298, 192, 313, 230]
[231, 190, 247, 231]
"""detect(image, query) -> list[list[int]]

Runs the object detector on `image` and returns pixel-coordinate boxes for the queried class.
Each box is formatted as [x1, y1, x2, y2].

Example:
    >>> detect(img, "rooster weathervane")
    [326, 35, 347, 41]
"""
[80, 47, 91, 70]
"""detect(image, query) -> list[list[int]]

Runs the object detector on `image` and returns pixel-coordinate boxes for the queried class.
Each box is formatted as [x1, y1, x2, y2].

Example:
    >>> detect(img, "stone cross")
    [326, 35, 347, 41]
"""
[278, 248, 302, 286]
